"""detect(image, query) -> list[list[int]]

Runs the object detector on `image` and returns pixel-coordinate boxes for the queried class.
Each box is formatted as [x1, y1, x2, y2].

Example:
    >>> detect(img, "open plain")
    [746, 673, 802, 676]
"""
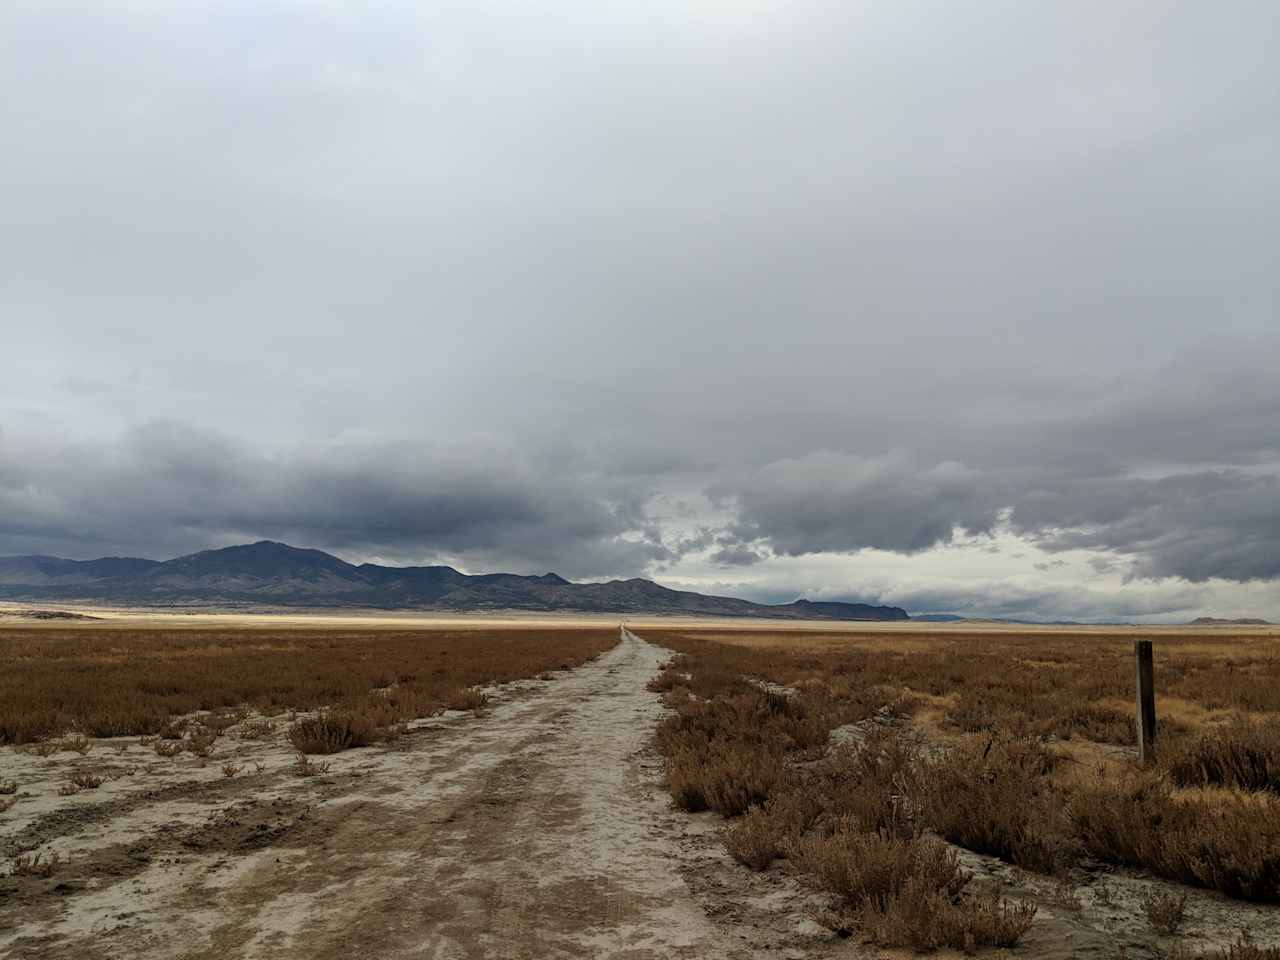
[2, 615, 1280, 958]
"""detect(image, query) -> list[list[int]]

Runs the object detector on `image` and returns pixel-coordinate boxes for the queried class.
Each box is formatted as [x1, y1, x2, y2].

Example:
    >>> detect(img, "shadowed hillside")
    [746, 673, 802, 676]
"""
[0, 541, 909, 620]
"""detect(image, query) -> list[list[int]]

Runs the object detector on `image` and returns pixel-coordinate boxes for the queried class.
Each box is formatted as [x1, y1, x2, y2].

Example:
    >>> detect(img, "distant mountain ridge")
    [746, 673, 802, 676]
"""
[0, 540, 909, 621]
[1189, 616, 1273, 626]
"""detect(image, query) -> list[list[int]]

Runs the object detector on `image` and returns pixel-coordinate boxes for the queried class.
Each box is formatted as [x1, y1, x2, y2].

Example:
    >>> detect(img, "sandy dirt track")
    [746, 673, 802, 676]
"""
[1, 629, 830, 960]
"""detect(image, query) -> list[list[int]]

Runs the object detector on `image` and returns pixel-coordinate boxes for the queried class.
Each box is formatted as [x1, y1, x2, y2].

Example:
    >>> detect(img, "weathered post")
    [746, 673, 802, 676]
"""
[1135, 639, 1156, 763]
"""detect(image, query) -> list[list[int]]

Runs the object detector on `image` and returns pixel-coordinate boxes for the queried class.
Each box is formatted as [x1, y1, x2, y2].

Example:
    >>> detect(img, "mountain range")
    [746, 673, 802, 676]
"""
[0, 540, 909, 621]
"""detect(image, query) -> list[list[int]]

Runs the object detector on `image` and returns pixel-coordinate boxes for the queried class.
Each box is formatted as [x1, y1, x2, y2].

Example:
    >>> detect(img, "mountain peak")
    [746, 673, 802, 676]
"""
[161, 540, 356, 578]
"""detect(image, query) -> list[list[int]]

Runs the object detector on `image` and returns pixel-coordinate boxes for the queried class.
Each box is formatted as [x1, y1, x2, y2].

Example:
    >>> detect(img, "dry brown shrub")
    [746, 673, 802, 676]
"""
[1209, 939, 1280, 960]
[657, 686, 831, 756]
[808, 730, 920, 838]
[1092, 879, 1116, 907]
[287, 711, 377, 754]
[956, 892, 1039, 947]
[1141, 887, 1189, 934]
[1048, 878, 1084, 914]
[69, 771, 104, 790]
[1044, 703, 1135, 744]
[724, 791, 821, 871]
[237, 719, 275, 740]
[725, 805, 782, 870]
[947, 691, 1000, 733]
[153, 739, 184, 757]
[793, 828, 966, 907]
[857, 882, 1037, 950]
[445, 687, 489, 711]
[1163, 718, 1280, 793]
[665, 741, 784, 817]
[185, 731, 218, 757]
[646, 670, 681, 693]
[917, 737, 1077, 875]
[654, 676, 829, 818]
[292, 754, 330, 777]
[1072, 773, 1280, 901]
[10, 852, 61, 877]
[222, 763, 242, 778]
[791, 824, 1037, 948]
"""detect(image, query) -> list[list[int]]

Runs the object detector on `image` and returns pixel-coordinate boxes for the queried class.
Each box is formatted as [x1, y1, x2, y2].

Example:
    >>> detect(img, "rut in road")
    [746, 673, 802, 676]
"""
[172, 628, 822, 960]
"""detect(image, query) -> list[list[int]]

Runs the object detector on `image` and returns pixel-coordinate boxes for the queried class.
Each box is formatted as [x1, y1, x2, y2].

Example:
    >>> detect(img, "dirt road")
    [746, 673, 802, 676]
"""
[2, 629, 831, 960]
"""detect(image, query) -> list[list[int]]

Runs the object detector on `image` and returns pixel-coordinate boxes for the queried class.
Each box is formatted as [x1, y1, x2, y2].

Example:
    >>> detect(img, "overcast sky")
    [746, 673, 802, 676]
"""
[3, 1, 1278, 621]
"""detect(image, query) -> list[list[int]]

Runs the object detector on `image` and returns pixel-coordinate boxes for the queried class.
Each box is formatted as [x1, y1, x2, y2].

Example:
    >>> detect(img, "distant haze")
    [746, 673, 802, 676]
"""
[3, 2, 1278, 623]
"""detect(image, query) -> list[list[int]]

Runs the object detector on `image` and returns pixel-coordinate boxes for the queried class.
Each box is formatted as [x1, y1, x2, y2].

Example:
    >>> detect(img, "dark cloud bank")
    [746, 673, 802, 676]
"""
[5, 364, 1278, 592]
[2, 2, 1278, 618]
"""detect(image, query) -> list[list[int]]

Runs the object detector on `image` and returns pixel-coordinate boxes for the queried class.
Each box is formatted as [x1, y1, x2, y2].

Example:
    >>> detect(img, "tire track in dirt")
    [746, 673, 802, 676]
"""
[248, 627, 772, 959]
[191, 626, 801, 959]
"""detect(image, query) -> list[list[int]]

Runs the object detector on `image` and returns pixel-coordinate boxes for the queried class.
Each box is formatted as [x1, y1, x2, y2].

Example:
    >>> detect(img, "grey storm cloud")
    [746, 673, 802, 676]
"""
[868, 580, 1219, 625]
[707, 351, 1280, 583]
[715, 452, 1001, 556]
[0, 422, 670, 578]
[708, 544, 766, 568]
[713, 446, 1280, 584]
[2, 1, 1279, 607]
[1018, 470, 1280, 583]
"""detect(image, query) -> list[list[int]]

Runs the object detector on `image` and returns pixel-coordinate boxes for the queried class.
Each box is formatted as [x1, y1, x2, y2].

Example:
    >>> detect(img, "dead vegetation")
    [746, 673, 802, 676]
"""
[287, 711, 379, 754]
[445, 687, 490, 711]
[237, 719, 275, 740]
[916, 735, 1076, 875]
[1071, 770, 1280, 901]
[291, 753, 331, 777]
[646, 636, 1036, 947]
[1142, 887, 1190, 934]
[0, 626, 615, 747]
[644, 627, 1280, 948]
[784, 786, 1037, 948]
[68, 771, 104, 790]
[1205, 940, 1280, 960]
[1163, 717, 1280, 793]
[9, 852, 61, 878]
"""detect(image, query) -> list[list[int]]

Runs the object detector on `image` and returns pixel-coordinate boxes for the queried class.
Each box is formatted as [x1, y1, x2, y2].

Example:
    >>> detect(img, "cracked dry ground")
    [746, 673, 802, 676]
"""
[1, 630, 836, 960]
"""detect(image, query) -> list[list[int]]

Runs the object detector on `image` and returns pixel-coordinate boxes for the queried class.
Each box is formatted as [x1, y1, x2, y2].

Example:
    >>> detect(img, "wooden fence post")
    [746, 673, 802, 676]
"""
[1135, 639, 1156, 763]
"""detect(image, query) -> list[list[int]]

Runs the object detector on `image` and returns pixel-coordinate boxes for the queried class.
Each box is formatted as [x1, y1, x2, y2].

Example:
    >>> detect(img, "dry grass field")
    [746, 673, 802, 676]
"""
[0, 625, 615, 746]
[645, 626, 1280, 955]
[6, 617, 1280, 959]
